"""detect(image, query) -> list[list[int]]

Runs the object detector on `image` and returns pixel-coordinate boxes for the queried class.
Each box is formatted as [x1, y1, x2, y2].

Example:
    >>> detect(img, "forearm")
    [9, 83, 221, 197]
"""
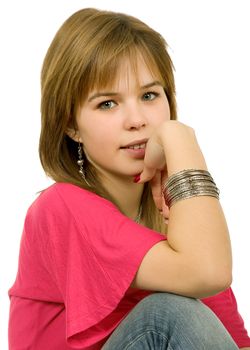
[139, 121, 233, 296]
[162, 122, 232, 291]
[167, 197, 232, 290]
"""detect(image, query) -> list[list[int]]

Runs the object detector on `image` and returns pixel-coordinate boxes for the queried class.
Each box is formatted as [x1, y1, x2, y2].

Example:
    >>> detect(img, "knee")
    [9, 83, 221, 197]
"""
[136, 292, 212, 330]
[132, 293, 238, 349]
[139, 292, 200, 317]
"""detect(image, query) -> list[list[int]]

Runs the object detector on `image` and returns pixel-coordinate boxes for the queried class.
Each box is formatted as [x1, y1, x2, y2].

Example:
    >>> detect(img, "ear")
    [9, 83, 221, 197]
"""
[66, 128, 82, 143]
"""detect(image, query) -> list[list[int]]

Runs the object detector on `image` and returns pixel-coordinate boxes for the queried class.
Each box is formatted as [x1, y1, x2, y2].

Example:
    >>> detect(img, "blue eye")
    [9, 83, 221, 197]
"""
[98, 100, 116, 110]
[142, 92, 159, 101]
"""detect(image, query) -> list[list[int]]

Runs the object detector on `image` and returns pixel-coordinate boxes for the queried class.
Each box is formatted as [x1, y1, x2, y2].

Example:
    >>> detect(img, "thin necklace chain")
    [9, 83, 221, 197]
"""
[135, 204, 142, 223]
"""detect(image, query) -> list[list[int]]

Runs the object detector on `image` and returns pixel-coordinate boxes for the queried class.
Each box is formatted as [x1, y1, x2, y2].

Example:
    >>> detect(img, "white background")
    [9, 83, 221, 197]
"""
[0, 0, 249, 348]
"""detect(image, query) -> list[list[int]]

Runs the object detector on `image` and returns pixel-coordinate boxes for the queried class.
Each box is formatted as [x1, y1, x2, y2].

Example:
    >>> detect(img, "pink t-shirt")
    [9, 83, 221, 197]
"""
[8, 183, 250, 349]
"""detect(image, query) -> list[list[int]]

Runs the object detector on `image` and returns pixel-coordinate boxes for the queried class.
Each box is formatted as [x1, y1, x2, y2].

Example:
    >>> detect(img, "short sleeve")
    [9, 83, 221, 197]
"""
[38, 183, 166, 348]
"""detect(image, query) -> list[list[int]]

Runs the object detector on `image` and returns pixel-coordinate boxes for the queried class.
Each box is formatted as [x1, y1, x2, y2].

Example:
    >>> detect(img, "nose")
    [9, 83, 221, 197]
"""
[124, 103, 147, 130]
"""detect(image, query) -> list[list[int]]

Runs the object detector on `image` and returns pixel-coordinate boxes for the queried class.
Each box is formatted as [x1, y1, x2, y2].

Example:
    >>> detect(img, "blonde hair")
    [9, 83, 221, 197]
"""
[39, 8, 177, 232]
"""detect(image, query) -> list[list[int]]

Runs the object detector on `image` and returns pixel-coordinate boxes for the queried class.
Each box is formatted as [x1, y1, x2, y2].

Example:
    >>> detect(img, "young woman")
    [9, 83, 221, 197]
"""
[8, 8, 250, 350]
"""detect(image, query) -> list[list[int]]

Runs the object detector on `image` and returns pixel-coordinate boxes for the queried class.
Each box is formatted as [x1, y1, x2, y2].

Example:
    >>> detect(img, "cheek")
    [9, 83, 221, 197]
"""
[163, 100, 171, 120]
[79, 121, 102, 142]
[80, 124, 113, 154]
[82, 134, 108, 164]
[152, 103, 171, 125]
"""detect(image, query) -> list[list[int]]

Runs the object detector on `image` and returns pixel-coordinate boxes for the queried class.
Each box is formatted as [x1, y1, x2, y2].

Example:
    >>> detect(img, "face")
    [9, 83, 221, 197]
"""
[75, 56, 170, 180]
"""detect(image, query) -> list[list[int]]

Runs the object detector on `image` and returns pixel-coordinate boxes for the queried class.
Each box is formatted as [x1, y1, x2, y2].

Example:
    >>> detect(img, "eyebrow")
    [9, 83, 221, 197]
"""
[88, 81, 163, 102]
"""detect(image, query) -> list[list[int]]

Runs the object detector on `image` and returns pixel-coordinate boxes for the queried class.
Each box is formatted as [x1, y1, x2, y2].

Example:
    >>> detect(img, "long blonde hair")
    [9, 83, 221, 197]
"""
[39, 8, 177, 233]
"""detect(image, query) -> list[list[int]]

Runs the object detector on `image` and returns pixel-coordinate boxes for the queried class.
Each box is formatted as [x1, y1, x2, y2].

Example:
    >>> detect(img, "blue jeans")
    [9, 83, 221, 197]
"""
[102, 292, 238, 349]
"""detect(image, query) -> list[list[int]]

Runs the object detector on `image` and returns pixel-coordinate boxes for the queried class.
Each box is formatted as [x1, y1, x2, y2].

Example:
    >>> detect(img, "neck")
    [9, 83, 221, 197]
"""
[101, 174, 144, 221]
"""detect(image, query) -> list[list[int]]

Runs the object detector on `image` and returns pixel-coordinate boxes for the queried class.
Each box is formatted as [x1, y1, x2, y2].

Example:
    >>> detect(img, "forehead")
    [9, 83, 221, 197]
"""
[89, 50, 164, 94]
[110, 57, 159, 92]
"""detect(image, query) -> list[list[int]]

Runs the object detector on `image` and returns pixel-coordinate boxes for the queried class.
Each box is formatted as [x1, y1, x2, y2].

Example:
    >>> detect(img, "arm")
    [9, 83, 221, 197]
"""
[131, 120, 232, 298]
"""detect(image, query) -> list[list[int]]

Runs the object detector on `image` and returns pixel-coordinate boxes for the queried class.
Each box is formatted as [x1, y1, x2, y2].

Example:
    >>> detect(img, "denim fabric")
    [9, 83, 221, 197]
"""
[102, 292, 238, 349]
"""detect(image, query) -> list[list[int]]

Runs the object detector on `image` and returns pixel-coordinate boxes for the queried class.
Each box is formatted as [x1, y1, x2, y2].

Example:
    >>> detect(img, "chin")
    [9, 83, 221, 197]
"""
[112, 161, 144, 178]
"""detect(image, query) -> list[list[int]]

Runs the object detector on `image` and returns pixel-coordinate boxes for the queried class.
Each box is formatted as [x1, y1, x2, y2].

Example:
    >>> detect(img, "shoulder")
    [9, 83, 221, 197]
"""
[26, 182, 121, 225]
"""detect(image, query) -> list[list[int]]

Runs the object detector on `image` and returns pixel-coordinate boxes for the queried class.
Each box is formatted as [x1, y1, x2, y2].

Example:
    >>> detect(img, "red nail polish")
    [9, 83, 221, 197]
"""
[133, 175, 141, 183]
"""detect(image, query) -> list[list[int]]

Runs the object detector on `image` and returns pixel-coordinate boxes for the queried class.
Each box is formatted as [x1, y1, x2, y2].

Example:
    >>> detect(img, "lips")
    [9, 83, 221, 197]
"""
[121, 138, 148, 149]
[125, 143, 146, 150]
[120, 139, 148, 159]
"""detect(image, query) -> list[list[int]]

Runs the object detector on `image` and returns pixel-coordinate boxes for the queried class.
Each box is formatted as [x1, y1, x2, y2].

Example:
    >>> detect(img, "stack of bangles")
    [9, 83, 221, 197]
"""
[163, 169, 220, 208]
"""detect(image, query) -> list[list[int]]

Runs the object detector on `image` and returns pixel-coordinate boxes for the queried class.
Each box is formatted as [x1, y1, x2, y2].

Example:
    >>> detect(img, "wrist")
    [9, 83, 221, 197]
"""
[158, 121, 207, 175]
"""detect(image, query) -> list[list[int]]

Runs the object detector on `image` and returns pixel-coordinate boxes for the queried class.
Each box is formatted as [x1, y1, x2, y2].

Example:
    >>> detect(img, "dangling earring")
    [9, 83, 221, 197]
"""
[77, 142, 91, 187]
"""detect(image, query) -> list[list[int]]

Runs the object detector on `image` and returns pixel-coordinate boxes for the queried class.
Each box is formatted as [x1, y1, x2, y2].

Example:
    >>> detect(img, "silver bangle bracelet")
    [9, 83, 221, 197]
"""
[163, 169, 220, 207]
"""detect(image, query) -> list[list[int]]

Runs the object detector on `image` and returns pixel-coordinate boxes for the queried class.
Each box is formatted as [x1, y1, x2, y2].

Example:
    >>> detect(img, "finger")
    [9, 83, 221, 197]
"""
[161, 196, 170, 219]
[137, 166, 157, 183]
[161, 169, 169, 185]
[150, 171, 163, 210]
[143, 139, 165, 170]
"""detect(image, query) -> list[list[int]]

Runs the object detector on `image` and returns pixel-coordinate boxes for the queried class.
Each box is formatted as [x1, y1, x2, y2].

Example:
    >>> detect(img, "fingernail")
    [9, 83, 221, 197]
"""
[133, 175, 141, 183]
